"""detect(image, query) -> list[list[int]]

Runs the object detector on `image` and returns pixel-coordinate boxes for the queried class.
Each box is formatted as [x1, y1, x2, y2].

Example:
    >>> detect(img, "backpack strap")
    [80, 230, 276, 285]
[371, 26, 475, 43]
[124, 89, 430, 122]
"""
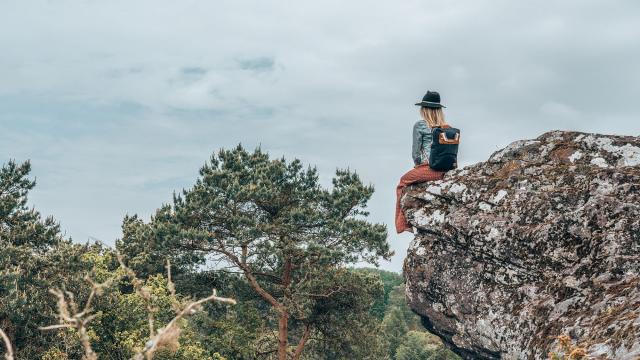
[438, 132, 460, 144]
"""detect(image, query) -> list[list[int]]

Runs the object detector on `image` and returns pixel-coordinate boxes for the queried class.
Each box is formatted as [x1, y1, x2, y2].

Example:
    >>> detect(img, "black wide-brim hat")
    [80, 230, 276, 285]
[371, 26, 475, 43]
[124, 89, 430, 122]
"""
[415, 90, 446, 108]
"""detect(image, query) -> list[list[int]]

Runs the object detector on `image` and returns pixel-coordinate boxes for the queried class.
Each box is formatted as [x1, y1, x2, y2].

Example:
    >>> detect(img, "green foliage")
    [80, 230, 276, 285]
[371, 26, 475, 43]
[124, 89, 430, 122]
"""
[81, 252, 232, 359]
[387, 285, 423, 331]
[379, 281, 460, 360]
[395, 331, 458, 360]
[117, 146, 392, 358]
[0, 160, 91, 358]
[356, 268, 404, 320]
[0, 162, 229, 358]
[383, 307, 410, 358]
[301, 269, 388, 359]
[0, 157, 459, 360]
[46, 249, 230, 359]
[0, 160, 60, 248]
[41, 347, 69, 360]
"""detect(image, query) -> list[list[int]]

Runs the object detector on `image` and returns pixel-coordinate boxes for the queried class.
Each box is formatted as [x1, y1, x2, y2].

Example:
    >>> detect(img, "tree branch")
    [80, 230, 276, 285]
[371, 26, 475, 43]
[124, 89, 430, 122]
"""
[40, 253, 237, 360]
[133, 289, 236, 360]
[202, 240, 284, 311]
[292, 323, 311, 360]
[117, 253, 157, 338]
[0, 328, 14, 360]
[299, 285, 344, 299]
[39, 276, 112, 360]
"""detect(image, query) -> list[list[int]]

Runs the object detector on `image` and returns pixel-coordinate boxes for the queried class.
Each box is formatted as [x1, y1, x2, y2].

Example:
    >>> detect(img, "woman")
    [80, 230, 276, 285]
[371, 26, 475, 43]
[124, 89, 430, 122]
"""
[395, 91, 449, 234]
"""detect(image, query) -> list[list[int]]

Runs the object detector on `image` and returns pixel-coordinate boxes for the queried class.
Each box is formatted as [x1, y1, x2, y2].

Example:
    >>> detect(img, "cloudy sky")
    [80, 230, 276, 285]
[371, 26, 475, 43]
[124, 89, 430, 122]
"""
[1, 0, 639, 271]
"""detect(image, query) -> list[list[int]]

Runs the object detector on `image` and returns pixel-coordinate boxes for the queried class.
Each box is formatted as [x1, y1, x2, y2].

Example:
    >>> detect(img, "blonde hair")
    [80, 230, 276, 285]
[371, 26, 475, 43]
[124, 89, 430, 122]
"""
[420, 107, 448, 128]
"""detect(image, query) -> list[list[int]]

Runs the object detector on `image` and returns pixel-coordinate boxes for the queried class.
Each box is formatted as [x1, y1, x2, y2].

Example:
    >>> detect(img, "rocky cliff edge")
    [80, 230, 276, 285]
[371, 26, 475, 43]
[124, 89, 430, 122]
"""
[402, 131, 640, 359]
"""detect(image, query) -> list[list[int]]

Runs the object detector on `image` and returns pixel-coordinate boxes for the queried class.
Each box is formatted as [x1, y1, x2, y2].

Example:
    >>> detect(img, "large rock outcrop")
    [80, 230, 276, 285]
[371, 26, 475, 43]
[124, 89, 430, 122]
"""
[402, 131, 640, 359]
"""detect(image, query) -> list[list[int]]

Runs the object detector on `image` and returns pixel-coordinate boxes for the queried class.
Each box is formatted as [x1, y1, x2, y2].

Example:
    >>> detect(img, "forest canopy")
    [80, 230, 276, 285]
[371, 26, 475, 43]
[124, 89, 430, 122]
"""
[0, 150, 458, 360]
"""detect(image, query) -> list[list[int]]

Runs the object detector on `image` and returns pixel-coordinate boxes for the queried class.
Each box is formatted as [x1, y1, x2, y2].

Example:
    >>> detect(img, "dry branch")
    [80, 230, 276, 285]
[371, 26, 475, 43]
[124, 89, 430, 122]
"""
[39, 275, 114, 360]
[117, 254, 159, 338]
[38, 253, 236, 360]
[0, 328, 14, 360]
[117, 256, 236, 360]
[133, 288, 236, 360]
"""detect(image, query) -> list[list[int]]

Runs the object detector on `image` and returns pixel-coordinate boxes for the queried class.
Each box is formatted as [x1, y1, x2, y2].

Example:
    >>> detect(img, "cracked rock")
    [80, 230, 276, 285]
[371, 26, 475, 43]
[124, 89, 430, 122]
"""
[402, 131, 640, 359]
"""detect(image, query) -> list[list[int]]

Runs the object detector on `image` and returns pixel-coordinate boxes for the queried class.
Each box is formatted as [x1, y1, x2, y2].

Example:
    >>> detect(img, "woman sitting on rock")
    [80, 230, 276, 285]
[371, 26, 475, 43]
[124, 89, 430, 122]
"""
[395, 91, 459, 234]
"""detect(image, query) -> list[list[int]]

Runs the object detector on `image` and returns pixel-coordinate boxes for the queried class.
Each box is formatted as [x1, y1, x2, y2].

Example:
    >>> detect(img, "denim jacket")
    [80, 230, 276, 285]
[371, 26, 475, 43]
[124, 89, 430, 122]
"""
[412, 120, 432, 165]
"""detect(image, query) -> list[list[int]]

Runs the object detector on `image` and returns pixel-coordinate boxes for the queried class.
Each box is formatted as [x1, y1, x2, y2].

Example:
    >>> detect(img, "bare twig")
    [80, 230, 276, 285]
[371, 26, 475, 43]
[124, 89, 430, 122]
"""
[40, 275, 114, 360]
[118, 255, 237, 360]
[133, 289, 236, 360]
[117, 254, 157, 337]
[165, 260, 181, 313]
[0, 328, 14, 360]
[39, 253, 236, 360]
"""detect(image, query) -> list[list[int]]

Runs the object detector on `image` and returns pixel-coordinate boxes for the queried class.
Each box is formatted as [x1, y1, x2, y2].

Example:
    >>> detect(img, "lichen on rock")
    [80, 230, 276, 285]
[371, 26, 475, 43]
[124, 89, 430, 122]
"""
[402, 131, 640, 359]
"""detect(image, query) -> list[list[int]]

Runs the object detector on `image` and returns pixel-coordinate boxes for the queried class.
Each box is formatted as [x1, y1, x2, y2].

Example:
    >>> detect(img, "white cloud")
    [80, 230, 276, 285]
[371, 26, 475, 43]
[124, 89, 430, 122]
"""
[1, 0, 640, 271]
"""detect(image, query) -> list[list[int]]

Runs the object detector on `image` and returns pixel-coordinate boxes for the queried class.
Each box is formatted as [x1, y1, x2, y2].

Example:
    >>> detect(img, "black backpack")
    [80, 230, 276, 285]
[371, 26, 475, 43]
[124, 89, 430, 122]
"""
[429, 126, 460, 171]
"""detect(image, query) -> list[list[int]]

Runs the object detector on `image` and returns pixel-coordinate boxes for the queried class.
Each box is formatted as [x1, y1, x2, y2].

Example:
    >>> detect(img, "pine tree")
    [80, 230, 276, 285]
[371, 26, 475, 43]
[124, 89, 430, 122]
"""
[118, 146, 391, 359]
[0, 160, 90, 358]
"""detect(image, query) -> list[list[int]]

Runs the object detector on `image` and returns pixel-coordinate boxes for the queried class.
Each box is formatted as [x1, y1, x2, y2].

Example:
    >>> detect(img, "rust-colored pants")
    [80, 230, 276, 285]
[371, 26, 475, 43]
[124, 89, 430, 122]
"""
[395, 163, 445, 234]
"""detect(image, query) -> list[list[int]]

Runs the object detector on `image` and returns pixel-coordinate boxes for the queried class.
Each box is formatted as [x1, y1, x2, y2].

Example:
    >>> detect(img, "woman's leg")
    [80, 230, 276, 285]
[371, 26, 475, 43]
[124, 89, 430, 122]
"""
[395, 164, 444, 233]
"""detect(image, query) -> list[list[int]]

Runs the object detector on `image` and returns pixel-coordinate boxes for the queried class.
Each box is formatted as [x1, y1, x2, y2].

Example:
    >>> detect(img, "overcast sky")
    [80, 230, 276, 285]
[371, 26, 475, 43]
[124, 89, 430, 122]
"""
[1, 0, 639, 271]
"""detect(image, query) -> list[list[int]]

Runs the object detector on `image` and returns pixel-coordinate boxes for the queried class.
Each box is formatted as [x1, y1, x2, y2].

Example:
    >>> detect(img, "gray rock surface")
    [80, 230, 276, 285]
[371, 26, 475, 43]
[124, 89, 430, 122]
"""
[402, 131, 640, 359]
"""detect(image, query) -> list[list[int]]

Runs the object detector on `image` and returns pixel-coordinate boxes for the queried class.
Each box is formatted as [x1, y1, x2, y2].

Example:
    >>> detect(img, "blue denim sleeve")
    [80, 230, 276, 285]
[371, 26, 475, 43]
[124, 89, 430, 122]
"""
[412, 121, 422, 165]
[423, 125, 433, 162]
